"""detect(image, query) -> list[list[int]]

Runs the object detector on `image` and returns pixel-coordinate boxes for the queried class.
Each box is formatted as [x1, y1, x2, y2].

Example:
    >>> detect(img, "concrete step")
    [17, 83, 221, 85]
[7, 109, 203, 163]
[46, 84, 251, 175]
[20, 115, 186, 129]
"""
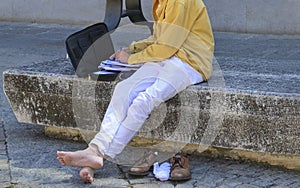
[3, 31, 300, 169]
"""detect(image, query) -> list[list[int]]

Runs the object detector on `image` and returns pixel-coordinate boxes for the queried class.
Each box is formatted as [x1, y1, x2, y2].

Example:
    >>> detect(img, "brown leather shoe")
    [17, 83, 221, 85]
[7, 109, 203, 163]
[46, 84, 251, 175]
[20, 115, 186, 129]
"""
[170, 154, 191, 181]
[128, 151, 158, 176]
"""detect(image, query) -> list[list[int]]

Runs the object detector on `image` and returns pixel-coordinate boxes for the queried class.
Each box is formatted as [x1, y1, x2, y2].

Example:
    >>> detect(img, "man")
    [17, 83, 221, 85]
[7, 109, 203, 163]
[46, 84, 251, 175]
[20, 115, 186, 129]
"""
[57, 0, 214, 183]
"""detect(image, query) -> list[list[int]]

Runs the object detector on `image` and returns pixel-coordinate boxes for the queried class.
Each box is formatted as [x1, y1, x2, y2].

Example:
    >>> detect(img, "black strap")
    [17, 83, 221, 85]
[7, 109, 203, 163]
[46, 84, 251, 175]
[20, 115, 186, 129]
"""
[104, 0, 153, 33]
[125, 0, 153, 33]
[104, 0, 123, 31]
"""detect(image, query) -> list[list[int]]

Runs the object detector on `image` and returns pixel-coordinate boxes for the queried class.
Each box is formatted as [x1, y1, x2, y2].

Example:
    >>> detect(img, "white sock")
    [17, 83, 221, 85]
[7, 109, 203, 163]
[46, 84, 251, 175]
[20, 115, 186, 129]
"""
[153, 162, 171, 181]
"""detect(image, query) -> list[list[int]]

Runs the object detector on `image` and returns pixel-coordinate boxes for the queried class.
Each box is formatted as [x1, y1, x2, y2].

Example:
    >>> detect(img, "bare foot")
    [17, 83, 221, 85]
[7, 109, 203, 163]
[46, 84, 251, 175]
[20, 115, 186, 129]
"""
[80, 167, 95, 184]
[57, 146, 103, 169]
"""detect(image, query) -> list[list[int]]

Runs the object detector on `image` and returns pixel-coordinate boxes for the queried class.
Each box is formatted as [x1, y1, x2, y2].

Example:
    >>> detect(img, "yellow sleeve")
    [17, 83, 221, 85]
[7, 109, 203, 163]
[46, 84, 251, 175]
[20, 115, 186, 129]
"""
[128, 1, 192, 64]
[128, 35, 155, 53]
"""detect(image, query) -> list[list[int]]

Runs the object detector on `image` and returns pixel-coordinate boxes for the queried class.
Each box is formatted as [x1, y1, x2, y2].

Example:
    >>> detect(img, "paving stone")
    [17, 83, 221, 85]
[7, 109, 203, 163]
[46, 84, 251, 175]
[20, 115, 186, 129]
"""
[0, 131, 5, 141]
[194, 182, 219, 188]
[232, 176, 256, 184]
[128, 177, 155, 185]
[0, 182, 11, 188]
[289, 182, 300, 188]
[0, 155, 8, 161]
[251, 178, 275, 187]
[93, 178, 129, 187]
[235, 184, 260, 188]
[0, 161, 10, 184]
[132, 182, 174, 188]
[271, 177, 298, 186]
[13, 182, 90, 188]
[219, 180, 243, 188]
[175, 181, 197, 188]
[0, 146, 6, 154]
[0, 173, 10, 183]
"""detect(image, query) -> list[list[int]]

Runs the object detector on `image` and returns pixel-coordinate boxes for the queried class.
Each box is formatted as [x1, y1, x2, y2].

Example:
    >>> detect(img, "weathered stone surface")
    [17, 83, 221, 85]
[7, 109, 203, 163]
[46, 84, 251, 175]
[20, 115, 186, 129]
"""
[3, 57, 300, 160]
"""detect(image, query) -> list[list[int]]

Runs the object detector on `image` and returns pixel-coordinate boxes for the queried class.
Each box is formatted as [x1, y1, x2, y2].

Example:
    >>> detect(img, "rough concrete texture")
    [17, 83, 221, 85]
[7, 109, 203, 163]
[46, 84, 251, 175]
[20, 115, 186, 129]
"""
[1, 22, 300, 187]
[4, 56, 300, 157]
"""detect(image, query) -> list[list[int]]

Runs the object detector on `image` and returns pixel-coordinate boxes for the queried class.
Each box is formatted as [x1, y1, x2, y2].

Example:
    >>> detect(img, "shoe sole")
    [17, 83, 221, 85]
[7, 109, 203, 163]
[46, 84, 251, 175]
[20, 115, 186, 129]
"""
[128, 165, 154, 176]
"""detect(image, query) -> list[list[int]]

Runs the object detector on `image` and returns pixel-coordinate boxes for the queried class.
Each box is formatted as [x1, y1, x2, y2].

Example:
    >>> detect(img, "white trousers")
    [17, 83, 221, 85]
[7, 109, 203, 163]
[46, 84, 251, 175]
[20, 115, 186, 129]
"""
[90, 56, 203, 158]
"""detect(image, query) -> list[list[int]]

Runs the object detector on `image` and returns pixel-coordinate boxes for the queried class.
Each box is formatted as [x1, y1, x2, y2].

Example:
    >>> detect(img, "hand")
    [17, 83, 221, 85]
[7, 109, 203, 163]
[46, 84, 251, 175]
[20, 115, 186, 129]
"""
[109, 48, 130, 64]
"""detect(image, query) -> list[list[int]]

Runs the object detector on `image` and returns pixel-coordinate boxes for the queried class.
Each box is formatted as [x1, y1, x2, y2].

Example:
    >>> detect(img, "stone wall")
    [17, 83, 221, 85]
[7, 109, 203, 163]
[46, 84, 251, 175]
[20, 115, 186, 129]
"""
[3, 59, 300, 169]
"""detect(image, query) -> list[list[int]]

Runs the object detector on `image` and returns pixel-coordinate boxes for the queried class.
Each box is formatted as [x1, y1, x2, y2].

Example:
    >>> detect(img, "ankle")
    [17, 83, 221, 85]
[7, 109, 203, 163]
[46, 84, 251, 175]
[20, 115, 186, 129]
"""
[88, 144, 104, 157]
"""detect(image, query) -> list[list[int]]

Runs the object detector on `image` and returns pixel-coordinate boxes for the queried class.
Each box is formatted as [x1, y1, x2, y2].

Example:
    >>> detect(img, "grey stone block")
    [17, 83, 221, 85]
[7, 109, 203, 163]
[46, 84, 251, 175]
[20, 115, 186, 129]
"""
[204, 0, 300, 34]
[3, 58, 300, 158]
[246, 0, 300, 34]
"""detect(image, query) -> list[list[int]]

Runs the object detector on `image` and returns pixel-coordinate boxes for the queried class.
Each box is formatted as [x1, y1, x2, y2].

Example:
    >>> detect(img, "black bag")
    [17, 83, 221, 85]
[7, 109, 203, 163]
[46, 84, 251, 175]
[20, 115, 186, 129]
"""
[66, 23, 119, 80]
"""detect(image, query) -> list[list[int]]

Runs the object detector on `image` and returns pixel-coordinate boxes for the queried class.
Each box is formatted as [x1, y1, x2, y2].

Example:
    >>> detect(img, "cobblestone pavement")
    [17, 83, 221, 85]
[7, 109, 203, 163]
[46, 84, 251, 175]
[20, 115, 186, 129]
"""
[0, 22, 300, 187]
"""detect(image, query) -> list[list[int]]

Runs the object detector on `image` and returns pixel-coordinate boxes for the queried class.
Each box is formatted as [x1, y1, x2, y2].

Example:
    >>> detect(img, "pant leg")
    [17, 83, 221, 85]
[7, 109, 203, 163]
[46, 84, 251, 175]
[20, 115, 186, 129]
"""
[105, 57, 203, 158]
[89, 62, 163, 155]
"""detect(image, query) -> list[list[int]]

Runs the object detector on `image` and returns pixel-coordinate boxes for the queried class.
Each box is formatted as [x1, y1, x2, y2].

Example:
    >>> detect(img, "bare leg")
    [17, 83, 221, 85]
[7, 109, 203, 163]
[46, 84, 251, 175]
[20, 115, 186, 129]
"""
[57, 144, 103, 169]
[80, 167, 95, 184]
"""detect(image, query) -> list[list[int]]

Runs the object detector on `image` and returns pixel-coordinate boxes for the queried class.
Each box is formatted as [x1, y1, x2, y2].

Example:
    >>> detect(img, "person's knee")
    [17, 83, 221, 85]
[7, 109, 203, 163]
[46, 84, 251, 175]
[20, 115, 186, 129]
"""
[114, 80, 131, 95]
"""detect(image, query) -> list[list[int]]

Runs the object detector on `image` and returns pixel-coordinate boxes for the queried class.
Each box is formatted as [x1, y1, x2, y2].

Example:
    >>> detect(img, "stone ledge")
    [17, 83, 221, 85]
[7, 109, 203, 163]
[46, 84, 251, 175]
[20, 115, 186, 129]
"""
[3, 58, 300, 169]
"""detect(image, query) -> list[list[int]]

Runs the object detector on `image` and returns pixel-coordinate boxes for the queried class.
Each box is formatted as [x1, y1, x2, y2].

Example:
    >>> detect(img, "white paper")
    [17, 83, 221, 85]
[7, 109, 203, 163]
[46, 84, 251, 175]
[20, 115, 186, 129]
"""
[98, 60, 143, 72]
[92, 70, 117, 75]
[101, 60, 143, 68]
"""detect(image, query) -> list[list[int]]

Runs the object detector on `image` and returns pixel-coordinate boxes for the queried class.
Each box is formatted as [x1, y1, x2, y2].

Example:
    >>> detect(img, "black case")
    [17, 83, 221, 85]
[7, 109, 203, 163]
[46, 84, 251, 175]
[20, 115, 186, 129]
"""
[66, 23, 119, 80]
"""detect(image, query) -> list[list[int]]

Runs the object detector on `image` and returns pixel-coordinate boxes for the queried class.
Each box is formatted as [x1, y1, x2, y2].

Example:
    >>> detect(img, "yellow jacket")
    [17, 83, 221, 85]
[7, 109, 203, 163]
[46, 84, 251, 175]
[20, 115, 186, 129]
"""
[128, 0, 214, 80]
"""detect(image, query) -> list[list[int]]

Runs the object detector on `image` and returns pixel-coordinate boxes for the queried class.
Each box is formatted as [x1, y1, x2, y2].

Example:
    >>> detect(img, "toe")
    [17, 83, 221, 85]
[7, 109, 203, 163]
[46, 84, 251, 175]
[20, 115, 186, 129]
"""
[80, 167, 94, 184]
[57, 157, 66, 165]
[80, 171, 93, 184]
[57, 151, 66, 157]
[85, 174, 93, 184]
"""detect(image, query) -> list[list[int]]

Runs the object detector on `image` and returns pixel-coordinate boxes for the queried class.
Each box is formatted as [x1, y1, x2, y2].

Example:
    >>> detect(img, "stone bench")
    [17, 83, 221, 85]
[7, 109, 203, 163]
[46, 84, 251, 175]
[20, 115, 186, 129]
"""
[3, 40, 300, 169]
[2, 0, 300, 166]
